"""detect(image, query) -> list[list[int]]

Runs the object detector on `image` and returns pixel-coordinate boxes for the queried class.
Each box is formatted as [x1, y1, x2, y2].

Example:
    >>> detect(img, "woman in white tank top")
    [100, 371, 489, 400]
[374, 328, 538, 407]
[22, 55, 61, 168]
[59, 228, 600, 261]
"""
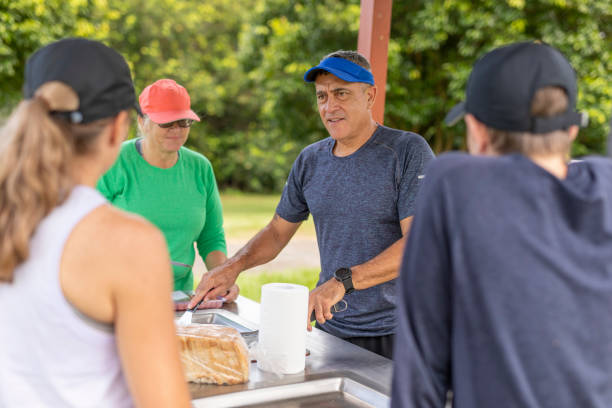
[0, 39, 191, 408]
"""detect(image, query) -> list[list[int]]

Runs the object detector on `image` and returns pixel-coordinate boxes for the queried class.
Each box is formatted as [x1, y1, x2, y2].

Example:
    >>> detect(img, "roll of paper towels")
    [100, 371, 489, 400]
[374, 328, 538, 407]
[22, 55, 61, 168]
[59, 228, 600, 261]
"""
[257, 283, 309, 374]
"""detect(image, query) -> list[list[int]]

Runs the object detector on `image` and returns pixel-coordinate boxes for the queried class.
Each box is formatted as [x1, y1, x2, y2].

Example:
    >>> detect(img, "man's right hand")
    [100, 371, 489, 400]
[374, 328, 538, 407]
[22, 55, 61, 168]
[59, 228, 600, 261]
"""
[187, 214, 302, 309]
[188, 264, 240, 309]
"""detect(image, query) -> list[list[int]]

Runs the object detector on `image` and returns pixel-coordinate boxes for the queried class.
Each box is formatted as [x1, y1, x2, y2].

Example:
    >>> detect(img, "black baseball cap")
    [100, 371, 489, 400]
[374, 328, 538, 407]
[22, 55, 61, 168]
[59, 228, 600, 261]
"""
[444, 41, 585, 133]
[23, 38, 137, 124]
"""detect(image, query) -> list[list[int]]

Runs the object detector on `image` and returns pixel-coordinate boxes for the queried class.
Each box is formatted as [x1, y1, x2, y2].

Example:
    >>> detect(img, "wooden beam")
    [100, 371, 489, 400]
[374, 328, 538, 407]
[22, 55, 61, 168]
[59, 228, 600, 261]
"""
[358, 0, 393, 124]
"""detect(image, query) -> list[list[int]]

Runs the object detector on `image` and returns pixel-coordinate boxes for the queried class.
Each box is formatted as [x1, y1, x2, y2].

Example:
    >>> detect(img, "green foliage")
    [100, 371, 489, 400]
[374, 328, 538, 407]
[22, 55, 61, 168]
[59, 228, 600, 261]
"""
[0, 0, 100, 108]
[387, 0, 612, 155]
[224, 0, 361, 191]
[2, 0, 611, 190]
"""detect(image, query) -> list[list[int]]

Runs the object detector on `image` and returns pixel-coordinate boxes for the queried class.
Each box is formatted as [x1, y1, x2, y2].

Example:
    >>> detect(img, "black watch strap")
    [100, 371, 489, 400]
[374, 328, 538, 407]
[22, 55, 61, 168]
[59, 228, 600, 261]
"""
[334, 267, 354, 294]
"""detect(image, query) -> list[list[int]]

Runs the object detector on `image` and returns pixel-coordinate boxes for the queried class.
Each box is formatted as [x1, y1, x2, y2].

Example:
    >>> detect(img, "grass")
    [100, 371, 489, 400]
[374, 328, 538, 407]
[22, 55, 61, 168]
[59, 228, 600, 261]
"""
[236, 268, 320, 302]
[220, 191, 316, 239]
[218, 191, 319, 302]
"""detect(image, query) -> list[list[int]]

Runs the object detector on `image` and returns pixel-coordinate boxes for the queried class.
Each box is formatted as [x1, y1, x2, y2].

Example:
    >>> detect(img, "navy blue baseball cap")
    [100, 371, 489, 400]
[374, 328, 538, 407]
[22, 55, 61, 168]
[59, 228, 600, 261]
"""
[445, 41, 586, 133]
[304, 57, 375, 85]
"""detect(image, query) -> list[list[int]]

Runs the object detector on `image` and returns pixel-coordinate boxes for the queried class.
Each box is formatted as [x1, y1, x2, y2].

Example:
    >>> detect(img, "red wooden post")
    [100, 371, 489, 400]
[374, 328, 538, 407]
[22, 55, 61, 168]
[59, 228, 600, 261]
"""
[358, 0, 393, 125]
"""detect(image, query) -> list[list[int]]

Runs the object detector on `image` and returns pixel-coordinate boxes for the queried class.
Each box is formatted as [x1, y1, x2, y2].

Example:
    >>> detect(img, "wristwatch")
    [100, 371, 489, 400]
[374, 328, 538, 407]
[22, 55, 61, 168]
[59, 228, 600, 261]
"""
[334, 267, 354, 294]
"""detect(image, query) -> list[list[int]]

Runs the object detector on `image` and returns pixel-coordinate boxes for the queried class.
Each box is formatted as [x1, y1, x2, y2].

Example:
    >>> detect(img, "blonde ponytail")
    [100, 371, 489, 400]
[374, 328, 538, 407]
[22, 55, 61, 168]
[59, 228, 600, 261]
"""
[0, 82, 111, 281]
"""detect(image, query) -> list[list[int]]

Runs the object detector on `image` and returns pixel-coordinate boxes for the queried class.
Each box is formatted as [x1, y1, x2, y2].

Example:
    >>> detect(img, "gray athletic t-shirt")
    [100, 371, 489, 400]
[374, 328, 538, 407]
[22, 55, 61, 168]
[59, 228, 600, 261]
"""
[276, 125, 435, 338]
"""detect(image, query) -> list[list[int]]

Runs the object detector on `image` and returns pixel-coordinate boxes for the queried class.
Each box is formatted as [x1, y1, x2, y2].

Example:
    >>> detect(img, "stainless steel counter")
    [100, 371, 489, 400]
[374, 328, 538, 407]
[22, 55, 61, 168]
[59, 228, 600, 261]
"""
[184, 296, 393, 404]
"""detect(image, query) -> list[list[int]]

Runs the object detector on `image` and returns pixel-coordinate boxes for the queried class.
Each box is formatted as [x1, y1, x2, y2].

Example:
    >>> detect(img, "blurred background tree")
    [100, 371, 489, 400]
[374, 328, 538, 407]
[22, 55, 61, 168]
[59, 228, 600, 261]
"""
[0, 0, 100, 110]
[2, 0, 611, 191]
[387, 0, 612, 156]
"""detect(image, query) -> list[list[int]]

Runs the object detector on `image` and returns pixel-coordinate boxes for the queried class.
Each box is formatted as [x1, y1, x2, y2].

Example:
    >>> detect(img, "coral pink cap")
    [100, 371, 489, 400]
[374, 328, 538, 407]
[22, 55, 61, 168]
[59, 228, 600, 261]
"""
[138, 79, 200, 124]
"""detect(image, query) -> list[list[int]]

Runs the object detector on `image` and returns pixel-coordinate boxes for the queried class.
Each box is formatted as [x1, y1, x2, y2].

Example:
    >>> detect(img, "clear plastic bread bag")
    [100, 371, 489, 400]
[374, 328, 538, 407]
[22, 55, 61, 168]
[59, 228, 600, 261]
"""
[175, 324, 250, 385]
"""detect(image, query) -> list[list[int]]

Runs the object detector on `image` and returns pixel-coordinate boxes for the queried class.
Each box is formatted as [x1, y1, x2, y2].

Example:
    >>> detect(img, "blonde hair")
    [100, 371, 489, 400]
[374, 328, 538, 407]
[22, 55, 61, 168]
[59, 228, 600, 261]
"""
[0, 82, 112, 281]
[487, 87, 573, 157]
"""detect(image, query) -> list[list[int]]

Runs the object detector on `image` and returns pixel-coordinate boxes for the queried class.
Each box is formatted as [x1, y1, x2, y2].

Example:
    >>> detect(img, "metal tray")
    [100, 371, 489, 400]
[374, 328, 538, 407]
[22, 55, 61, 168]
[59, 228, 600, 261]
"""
[191, 376, 389, 408]
[189, 309, 256, 332]
[176, 309, 259, 344]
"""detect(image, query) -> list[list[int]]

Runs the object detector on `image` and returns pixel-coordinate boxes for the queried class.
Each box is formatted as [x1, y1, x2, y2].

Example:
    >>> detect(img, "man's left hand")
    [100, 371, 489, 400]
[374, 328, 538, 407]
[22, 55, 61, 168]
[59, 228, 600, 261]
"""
[307, 277, 345, 331]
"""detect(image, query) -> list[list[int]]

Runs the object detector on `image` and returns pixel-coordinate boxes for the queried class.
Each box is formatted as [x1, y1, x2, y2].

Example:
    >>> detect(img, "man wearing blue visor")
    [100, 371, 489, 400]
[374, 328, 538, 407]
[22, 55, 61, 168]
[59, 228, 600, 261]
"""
[190, 51, 434, 358]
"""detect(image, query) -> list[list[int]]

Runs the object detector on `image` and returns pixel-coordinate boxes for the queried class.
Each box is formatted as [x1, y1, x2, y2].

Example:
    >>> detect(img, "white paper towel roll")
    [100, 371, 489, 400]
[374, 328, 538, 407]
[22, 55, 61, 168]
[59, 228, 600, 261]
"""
[257, 283, 309, 374]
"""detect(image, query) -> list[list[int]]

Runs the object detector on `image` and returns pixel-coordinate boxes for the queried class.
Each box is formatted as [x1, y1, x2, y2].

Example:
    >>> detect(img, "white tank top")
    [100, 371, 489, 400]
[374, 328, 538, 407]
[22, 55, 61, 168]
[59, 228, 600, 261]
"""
[0, 186, 133, 407]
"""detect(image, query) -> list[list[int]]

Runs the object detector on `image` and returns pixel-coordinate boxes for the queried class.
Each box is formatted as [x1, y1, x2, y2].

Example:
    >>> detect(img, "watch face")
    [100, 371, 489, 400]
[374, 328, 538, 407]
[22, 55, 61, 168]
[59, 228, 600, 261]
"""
[335, 267, 351, 280]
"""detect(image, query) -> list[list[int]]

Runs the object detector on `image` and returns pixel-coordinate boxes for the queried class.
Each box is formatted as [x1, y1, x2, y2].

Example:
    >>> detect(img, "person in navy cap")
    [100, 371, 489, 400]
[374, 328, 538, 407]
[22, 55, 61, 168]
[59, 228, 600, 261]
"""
[189, 50, 435, 358]
[0, 38, 191, 407]
[392, 41, 612, 407]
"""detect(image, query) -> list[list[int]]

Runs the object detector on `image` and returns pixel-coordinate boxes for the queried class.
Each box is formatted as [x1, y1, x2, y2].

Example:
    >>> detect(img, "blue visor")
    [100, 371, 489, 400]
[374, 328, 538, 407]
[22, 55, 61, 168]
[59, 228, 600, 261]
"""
[304, 57, 375, 85]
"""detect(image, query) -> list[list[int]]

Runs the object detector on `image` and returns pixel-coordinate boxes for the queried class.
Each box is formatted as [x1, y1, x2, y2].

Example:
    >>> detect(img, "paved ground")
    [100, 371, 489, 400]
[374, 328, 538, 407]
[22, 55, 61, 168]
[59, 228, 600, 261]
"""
[192, 237, 320, 281]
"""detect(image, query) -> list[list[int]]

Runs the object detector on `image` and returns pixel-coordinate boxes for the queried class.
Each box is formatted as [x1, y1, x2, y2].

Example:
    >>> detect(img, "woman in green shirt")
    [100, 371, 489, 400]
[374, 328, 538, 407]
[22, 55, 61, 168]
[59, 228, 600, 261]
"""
[98, 79, 238, 299]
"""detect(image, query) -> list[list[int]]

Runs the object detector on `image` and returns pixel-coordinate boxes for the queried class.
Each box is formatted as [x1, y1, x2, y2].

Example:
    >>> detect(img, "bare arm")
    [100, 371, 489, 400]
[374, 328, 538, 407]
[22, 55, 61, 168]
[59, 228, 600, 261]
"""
[113, 222, 191, 408]
[352, 216, 413, 289]
[308, 216, 413, 329]
[61, 207, 191, 408]
[189, 213, 301, 307]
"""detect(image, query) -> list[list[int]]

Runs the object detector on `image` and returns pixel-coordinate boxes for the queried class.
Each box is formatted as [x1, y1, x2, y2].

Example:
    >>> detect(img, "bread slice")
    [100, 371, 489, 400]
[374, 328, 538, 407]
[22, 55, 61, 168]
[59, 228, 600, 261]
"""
[176, 324, 250, 385]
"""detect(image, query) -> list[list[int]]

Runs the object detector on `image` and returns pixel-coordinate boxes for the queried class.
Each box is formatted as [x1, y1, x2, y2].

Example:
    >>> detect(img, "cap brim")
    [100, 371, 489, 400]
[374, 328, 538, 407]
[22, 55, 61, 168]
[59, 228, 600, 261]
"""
[133, 101, 142, 117]
[304, 67, 370, 84]
[147, 109, 200, 124]
[444, 101, 467, 126]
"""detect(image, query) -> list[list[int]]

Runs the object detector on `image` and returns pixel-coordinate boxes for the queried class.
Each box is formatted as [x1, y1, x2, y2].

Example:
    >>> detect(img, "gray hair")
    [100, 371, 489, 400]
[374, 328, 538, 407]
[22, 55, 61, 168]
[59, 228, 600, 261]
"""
[322, 50, 372, 71]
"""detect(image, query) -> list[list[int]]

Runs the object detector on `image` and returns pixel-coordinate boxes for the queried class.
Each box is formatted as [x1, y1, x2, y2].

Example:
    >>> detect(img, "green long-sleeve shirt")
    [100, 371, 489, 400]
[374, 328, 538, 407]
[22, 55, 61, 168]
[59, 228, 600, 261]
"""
[97, 138, 227, 291]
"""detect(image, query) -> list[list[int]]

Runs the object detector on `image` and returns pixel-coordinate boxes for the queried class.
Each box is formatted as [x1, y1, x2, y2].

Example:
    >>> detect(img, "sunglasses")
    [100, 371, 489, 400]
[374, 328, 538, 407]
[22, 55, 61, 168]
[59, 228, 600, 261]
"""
[158, 119, 194, 129]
